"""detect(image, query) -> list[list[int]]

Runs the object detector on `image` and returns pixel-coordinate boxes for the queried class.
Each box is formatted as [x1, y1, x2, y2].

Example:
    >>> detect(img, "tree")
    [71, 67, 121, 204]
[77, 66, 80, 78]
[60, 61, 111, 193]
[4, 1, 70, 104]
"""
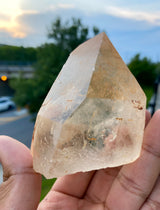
[0, 45, 37, 63]
[127, 54, 159, 103]
[11, 17, 101, 113]
[48, 17, 99, 53]
[128, 54, 157, 87]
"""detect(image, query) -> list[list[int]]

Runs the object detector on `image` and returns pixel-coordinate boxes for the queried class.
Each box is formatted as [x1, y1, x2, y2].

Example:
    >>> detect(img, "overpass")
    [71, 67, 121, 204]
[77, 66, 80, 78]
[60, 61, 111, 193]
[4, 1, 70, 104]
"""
[0, 61, 34, 96]
[0, 61, 34, 79]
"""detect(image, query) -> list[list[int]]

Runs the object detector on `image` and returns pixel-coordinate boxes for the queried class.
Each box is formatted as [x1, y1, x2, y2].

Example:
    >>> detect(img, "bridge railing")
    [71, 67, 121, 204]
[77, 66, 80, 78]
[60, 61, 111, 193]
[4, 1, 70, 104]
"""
[0, 61, 35, 66]
[0, 62, 34, 79]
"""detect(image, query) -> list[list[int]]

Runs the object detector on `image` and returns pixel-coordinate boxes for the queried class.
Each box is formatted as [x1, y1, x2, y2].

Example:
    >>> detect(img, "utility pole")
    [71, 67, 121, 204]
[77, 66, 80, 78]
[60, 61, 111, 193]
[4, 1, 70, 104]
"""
[149, 76, 160, 115]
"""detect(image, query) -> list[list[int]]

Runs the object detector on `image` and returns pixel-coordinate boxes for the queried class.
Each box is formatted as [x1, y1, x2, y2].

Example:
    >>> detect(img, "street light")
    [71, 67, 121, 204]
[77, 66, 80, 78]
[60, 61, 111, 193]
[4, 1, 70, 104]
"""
[1, 75, 8, 81]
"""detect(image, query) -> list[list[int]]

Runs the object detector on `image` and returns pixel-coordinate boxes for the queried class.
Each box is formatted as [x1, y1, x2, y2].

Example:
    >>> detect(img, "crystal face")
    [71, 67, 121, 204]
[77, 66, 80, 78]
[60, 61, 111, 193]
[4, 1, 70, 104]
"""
[31, 32, 146, 179]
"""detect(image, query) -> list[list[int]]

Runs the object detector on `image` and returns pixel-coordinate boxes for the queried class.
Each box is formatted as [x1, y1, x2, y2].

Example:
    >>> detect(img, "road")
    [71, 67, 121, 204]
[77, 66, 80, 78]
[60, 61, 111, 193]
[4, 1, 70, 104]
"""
[0, 112, 35, 148]
[0, 110, 35, 183]
[0, 109, 34, 147]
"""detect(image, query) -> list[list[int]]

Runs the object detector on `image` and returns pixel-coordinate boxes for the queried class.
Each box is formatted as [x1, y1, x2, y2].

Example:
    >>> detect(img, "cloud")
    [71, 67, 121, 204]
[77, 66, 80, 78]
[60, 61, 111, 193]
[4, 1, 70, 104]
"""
[1, 2, 160, 63]
[15, 7, 85, 37]
[0, 27, 26, 38]
[0, 30, 24, 46]
[0, 8, 41, 39]
[104, 6, 160, 25]
[20, 0, 75, 12]
[0, 18, 26, 38]
[0, 14, 10, 21]
[2, 6, 83, 46]
[45, 3, 75, 14]
[57, 3, 75, 9]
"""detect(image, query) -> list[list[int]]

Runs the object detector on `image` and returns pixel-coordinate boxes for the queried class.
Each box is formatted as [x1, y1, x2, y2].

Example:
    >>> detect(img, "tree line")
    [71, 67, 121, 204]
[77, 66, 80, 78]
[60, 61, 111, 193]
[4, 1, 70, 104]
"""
[0, 17, 159, 113]
[0, 45, 37, 63]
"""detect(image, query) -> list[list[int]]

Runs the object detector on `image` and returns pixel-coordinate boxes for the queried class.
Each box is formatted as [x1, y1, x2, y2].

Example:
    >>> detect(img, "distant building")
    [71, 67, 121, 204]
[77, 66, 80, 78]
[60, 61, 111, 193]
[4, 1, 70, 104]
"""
[0, 61, 34, 79]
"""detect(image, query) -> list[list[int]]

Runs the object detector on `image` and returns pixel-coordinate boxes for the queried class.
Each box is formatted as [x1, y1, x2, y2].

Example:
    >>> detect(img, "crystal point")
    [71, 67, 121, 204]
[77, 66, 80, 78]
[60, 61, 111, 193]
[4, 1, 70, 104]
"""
[31, 32, 146, 178]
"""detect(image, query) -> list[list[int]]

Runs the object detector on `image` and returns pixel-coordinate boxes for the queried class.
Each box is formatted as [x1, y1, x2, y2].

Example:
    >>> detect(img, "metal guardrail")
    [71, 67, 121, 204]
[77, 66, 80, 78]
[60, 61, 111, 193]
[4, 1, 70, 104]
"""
[0, 61, 35, 65]
[0, 64, 34, 79]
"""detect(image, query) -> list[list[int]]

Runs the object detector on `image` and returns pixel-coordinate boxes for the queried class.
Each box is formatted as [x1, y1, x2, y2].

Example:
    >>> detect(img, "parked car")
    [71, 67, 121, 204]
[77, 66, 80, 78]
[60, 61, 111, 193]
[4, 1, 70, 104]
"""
[0, 97, 15, 112]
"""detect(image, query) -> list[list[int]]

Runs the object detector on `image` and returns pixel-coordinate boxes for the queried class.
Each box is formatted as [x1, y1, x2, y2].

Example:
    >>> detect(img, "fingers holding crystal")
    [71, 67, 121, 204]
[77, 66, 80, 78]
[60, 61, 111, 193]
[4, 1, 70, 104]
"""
[0, 136, 41, 210]
[141, 176, 160, 210]
[106, 110, 160, 210]
[84, 167, 121, 204]
[52, 171, 95, 198]
[0, 135, 33, 179]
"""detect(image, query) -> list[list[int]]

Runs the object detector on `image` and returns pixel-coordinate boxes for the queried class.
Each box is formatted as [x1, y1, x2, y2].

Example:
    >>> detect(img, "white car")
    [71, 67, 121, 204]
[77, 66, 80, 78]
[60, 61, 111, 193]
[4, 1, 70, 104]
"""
[0, 97, 15, 112]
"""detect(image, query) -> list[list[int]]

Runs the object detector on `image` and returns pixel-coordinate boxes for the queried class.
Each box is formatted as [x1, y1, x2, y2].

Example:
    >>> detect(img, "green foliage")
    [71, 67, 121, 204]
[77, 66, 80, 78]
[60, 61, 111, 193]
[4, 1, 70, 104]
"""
[11, 17, 101, 113]
[48, 17, 99, 53]
[0, 45, 37, 63]
[128, 54, 157, 87]
[10, 78, 34, 107]
[143, 86, 154, 105]
[41, 176, 56, 201]
[127, 54, 160, 102]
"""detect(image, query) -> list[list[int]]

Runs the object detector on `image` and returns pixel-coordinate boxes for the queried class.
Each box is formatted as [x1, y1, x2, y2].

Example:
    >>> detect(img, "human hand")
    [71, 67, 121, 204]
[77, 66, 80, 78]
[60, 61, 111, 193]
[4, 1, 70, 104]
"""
[0, 110, 160, 210]
[0, 135, 41, 210]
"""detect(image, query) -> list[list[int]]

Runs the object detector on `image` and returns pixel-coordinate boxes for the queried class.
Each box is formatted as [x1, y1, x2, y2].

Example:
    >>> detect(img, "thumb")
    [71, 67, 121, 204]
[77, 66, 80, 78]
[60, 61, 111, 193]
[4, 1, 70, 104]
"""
[0, 135, 41, 210]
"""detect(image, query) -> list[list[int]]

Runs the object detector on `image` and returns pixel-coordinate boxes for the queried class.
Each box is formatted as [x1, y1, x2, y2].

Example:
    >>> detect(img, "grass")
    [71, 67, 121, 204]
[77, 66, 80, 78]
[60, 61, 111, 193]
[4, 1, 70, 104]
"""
[40, 176, 57, 201]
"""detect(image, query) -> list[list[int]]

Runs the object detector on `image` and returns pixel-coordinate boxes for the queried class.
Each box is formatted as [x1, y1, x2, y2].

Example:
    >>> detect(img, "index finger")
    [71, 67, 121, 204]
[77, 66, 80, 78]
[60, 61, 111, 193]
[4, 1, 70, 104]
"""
[52, 170, 95, 198]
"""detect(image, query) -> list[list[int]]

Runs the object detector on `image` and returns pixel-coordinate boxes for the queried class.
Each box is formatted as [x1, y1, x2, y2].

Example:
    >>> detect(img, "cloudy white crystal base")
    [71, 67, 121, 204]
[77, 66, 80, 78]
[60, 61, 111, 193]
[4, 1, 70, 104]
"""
[32, 98, 145, 178]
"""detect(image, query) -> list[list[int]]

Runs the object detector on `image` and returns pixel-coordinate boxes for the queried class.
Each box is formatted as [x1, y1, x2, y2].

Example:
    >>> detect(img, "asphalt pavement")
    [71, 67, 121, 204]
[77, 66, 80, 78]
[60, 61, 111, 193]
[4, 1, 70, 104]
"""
[0, 115, 35, 147]
[0, 108, 35, 147]
[0, 109, 35, 183]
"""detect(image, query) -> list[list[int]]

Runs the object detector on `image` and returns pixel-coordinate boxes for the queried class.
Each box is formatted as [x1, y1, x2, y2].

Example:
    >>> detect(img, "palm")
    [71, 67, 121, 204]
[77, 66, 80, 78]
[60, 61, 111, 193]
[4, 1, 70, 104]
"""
[38, 167, 121, 210]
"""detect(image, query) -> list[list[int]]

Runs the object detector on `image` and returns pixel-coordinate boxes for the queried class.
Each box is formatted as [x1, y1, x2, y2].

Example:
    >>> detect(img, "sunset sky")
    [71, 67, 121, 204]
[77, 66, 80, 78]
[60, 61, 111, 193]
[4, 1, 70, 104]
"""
[1, 0, 160, 63]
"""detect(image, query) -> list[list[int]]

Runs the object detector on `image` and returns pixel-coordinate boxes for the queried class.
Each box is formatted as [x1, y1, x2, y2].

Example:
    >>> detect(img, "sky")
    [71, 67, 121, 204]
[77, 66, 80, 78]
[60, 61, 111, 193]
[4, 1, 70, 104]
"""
[1, 0, 160, 63]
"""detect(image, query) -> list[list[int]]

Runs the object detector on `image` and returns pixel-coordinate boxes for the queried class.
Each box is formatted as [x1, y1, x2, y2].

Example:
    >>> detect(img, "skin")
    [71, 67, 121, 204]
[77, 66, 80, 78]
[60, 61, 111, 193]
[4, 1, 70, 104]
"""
[0, 110, 160, 210]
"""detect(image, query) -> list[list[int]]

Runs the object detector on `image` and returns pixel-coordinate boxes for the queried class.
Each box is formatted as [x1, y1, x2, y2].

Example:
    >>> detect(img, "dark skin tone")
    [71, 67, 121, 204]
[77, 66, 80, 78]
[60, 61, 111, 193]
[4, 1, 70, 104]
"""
[0, 110, 160, 210]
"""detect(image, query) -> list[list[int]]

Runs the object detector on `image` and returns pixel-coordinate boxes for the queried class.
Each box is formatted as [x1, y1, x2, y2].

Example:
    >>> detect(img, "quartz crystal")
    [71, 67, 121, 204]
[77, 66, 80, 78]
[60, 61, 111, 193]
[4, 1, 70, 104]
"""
[31, 32, 146, 179]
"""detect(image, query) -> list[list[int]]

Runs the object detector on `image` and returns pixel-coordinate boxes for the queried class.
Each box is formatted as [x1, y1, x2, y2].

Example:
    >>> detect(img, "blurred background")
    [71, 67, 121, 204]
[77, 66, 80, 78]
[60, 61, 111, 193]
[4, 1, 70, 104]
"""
[0, 0, 160, 200]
